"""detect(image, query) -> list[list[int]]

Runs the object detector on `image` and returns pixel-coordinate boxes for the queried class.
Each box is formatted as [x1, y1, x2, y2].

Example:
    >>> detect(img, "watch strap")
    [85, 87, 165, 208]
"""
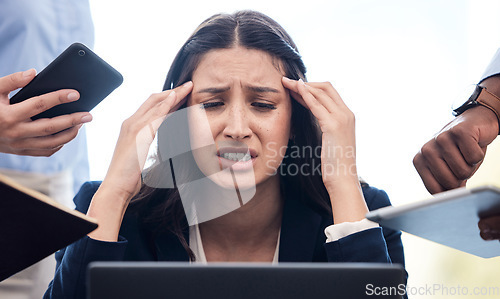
[476, 86, 500, 124]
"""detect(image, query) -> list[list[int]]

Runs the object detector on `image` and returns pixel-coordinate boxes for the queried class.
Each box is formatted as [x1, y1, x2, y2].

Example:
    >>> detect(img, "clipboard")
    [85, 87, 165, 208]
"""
[0, 174, 98, 281]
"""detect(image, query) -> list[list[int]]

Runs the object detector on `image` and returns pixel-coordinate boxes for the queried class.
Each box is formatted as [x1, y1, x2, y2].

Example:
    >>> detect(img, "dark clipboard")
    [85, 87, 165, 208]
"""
[0, 174, 98, 281]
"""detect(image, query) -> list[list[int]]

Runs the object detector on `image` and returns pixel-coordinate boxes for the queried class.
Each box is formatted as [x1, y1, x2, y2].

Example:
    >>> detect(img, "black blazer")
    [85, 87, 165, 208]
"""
[44, 181, 405, 299]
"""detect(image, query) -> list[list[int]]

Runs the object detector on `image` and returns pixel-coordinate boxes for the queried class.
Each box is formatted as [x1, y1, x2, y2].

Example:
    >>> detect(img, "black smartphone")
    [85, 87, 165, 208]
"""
[9, 43, 123, 120]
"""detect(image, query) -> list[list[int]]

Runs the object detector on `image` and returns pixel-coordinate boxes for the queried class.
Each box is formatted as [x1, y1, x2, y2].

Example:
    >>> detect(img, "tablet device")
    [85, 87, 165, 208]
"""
[87, 262, 406, 299]
[9, 42, 123, 120]
[366, 185, 500, 258]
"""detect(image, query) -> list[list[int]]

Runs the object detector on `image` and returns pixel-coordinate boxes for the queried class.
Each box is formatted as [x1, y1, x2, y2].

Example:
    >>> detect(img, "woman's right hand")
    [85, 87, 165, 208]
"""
[87, 81, 193, 241]
[102, 81, 193, 201]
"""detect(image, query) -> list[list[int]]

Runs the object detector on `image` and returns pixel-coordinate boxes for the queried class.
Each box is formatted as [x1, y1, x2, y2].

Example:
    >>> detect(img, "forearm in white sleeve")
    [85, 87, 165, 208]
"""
[324, 218, 379, 243]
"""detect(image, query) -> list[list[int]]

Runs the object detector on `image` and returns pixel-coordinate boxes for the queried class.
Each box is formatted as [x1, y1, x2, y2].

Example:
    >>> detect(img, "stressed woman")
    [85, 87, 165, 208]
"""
[44, 10, 405, 299]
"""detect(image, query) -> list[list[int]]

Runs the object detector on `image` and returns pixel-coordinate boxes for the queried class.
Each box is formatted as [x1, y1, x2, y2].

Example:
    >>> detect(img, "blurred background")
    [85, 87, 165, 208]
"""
[87, 0, 500, 297]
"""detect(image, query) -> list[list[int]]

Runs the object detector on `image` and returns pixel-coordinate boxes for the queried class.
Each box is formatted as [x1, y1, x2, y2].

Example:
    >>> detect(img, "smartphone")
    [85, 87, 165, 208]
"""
[9, 43, 123, 120]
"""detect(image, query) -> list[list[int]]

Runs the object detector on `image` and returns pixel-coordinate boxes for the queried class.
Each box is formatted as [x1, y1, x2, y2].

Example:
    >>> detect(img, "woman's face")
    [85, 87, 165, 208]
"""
[187, 47, 292, 190]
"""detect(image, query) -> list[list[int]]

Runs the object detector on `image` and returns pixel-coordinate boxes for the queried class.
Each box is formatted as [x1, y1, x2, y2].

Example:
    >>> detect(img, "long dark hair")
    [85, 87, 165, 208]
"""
[130, 10, 331, 261]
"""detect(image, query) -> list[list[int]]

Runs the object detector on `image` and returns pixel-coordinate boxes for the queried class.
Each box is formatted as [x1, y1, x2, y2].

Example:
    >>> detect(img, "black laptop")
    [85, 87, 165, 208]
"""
[87, 262, 406, 299]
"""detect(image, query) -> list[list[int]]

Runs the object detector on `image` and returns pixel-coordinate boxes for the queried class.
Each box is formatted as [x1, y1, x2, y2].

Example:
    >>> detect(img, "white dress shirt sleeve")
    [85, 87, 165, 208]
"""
[324, 218, 380, 243]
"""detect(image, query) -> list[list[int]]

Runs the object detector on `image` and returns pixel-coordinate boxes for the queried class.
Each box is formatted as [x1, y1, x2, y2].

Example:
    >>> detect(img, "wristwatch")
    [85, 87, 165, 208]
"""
[453, 85, 500, 123]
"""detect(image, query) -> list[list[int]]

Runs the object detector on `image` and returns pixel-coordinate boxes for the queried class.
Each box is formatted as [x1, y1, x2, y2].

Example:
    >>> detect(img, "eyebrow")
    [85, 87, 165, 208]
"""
[195, 85, 280, 94]
[245, 86, 280, 93]
[196, 87, 230, 94]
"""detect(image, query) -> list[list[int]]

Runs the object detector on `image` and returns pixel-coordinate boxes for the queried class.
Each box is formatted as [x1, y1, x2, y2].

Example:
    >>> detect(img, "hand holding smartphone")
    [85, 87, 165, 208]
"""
[0, 43, 122, 156]
[9, 43, 123, 120]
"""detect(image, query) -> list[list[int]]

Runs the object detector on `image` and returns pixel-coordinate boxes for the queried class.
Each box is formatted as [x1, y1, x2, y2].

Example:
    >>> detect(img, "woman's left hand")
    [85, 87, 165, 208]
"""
[282, 77, 368, 223]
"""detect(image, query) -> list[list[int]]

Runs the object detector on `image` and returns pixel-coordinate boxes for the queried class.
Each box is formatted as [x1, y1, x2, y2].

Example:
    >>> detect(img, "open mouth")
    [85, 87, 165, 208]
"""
[220, 152, 252, 162]
[216, 147, 257, 170]
[217, 147, 257, 161]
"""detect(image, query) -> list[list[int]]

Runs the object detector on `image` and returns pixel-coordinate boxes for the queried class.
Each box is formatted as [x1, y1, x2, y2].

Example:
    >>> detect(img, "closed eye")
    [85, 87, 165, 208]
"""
[201, 102, 224, 109]
[252, 102, 277, 110]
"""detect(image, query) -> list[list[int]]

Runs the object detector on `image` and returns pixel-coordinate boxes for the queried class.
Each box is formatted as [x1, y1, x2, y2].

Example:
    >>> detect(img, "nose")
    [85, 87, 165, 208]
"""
[222, 103, 252, 140]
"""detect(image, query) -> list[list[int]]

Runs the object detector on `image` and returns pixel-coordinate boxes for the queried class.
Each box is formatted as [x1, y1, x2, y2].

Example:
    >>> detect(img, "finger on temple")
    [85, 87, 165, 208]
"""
[295, 79, 330, 120]
[282, 77, 307, 107]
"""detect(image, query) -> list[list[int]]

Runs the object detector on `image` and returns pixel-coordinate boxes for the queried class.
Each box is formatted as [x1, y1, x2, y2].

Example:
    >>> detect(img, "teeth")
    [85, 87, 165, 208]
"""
[222, 152, 251, 162]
